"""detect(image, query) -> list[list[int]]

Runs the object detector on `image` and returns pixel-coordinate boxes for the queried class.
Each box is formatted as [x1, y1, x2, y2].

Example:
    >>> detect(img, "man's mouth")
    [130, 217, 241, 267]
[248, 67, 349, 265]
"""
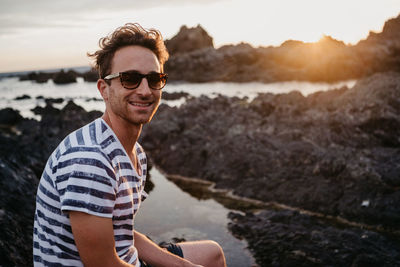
[129, 101, 152, 107]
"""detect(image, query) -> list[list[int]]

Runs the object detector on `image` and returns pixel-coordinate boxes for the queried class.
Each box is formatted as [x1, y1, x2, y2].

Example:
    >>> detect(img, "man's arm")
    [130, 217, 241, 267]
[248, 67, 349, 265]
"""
[134, 231, 203, 267]
[69, 211, 133, 267]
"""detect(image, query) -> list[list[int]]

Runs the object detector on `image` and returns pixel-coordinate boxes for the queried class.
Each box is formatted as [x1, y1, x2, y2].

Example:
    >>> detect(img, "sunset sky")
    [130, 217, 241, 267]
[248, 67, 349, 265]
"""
[0, 0, 399, 73]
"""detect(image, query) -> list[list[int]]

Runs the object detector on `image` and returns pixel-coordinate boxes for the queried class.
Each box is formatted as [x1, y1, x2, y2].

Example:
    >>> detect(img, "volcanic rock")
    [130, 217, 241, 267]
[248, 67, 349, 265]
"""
[165, 14, 400, 83]
[0, 103, 102, 266]
[19, 72, 53, 83]
[14, 94, 31, 100]
[0, 108, 23, 125]
[53, 69, 77, 84]
[228, 210, 400, 267]
[165, 25, 214, 55]
[82, 68, 99, 82]
[140, 71, 400, 229]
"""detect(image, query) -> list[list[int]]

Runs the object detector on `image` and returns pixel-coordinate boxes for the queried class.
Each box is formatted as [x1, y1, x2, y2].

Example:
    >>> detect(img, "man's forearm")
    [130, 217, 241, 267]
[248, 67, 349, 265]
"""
[134, 231, 198, 267]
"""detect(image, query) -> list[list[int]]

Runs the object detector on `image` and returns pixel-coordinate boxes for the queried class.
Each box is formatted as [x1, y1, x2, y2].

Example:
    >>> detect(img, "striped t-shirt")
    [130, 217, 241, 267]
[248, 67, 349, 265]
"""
[33, 117, 148, 267]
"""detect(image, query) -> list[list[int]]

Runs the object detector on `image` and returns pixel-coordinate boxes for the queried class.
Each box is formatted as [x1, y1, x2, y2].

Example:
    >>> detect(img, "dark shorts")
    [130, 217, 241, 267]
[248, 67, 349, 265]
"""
[139, 243, 184, 267]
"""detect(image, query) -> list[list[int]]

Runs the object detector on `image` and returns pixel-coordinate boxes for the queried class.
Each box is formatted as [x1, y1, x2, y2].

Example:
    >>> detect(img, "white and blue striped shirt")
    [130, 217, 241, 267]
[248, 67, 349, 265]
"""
[33, 118, 148, 267]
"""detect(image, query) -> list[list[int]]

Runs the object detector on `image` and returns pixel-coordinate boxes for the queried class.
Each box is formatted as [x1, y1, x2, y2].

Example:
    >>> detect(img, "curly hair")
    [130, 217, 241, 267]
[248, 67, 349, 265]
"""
[88, 23, 169, 79]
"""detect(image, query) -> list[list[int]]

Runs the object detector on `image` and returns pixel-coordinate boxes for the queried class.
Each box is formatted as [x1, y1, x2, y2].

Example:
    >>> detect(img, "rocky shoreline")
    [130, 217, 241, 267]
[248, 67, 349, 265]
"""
[6, 14, 400, 86]
[0, 72, 399, 266]
[0, 101, 103, 266]
[164, 14, 400, 83]
[140, 72, 400, 229]
[139, 71, 400, 266]
[228, 210, 400, 266]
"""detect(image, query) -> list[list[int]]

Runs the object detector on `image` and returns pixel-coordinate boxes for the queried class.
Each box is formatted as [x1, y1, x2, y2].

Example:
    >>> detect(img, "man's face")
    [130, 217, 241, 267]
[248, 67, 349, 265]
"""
[102, 45, 162, 125]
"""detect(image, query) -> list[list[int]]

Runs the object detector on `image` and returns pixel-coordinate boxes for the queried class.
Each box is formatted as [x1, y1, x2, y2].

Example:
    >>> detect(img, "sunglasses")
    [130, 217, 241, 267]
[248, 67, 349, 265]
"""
[104, 70, 168, 90]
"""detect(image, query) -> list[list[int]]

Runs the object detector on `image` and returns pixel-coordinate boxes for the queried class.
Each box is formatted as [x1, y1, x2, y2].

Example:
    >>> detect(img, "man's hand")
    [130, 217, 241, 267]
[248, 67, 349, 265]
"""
[69, 211, 133, 267]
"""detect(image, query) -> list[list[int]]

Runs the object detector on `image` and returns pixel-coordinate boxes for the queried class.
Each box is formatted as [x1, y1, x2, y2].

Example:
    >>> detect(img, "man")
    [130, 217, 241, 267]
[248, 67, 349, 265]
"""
[33, 23, 226, 267]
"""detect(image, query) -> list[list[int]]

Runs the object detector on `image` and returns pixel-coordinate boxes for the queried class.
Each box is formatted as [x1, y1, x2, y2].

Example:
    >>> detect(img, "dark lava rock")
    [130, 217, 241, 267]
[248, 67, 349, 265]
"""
[19, 72, 53, 83]
[165, 25, 214, 55]
[82, 68, 99, 82]
[228, 210, 400, 267]
[0, 108, 23, 125]
[162, 91, 190, 101]
[14, 94, 31, 100]
[45, 97, 64, 105]
[140, 72, 400, 229]
[53, 69, 77, 84]
[0, 102, 102, 266]
[165, 14, 400, 83]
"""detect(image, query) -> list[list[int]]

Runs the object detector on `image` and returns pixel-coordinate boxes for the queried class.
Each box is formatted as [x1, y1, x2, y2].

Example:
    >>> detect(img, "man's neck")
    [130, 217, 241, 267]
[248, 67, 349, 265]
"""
[102, 113, 142, 156]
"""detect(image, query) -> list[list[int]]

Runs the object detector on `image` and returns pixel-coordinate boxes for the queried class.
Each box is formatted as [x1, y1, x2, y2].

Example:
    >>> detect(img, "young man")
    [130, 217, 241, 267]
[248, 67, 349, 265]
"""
[33, 23, 226, 267]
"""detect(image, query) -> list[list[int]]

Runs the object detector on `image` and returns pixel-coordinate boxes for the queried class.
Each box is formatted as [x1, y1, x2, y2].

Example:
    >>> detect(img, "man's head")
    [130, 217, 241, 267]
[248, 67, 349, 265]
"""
[90, 23, 169, 126]
[88, 23, 169, 80]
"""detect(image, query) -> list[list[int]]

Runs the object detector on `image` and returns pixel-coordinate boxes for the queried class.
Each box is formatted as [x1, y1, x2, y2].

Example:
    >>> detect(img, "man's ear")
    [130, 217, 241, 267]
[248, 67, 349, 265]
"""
[97, 79, 109, 101]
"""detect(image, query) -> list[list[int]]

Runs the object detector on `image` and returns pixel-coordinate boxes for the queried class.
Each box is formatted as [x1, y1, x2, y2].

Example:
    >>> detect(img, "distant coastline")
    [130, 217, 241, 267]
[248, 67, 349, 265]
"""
[0, 65, 91, 78]
[2, 13, 399, 84]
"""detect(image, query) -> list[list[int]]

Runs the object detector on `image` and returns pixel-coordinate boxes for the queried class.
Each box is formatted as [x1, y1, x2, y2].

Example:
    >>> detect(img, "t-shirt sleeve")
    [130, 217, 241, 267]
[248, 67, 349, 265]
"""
[55, 149, 117, 218]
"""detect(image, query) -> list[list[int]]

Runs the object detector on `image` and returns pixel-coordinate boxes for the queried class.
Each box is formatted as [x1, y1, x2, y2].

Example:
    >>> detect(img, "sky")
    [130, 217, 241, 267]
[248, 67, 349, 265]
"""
[0, 0, 399, 73]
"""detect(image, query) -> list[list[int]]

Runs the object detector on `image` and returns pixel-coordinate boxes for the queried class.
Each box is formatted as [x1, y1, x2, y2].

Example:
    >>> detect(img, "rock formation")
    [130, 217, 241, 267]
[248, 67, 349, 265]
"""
[140, 71, 400, 229]
[53, 69, 77, 84]
[164, 14, 400, 83]
[139, 71, 400, 266]
[165, 25, 214, 55]
[14, 14, 400, 85]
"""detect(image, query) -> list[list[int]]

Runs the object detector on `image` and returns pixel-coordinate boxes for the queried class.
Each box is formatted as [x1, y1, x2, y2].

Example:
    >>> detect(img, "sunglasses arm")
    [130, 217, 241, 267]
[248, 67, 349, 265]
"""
[103, 73, 120, 80]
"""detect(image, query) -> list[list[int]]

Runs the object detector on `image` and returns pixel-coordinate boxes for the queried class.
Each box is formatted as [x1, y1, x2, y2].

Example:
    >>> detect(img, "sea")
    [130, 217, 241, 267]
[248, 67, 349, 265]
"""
[0, 67, 356, 119]
[0, 67, 356, 267]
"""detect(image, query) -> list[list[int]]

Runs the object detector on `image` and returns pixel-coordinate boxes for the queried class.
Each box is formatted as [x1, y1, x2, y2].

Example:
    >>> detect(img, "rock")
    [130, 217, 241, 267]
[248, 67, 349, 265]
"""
[14, 94, 31, 100]
[45, 97, 64, 105]
[162, 91, 190, 101]
[228, 210, 400, 267]
[53, 69, 77, 84]
[0, 108, 23, 125]
[141, 72, 400, 229]
[82, 68, 99, 82]
[165, 25, 214, 55]
[0, 101, 103, 265]
[165, 14, 400, 83]
[19, 72, 52, 83]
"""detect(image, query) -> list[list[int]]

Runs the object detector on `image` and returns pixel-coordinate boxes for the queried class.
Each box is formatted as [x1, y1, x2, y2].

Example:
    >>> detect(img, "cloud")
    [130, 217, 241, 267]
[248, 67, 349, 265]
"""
[0, 0, 229, 19]
[0, 0, 229, 36]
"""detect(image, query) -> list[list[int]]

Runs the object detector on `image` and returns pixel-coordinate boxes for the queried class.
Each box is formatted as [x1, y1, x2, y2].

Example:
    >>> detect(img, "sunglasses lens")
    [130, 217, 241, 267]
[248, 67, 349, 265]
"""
[121, 71, 142, 89]
[147, 73, 167, 90]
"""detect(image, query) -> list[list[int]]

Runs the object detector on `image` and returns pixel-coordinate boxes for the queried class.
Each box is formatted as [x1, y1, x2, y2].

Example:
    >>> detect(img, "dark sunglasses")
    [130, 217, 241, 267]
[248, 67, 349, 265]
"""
[104, 70, 168, 90]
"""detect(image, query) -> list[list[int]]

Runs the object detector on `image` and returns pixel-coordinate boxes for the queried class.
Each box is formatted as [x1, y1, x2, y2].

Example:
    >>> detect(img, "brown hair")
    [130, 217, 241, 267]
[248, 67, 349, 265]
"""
[88, 23, 169, 79]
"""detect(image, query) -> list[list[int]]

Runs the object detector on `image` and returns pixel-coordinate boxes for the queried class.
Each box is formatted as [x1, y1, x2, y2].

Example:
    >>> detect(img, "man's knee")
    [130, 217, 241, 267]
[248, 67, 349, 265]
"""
[207, 240, 225, 262]
[178, 240, 226, 267]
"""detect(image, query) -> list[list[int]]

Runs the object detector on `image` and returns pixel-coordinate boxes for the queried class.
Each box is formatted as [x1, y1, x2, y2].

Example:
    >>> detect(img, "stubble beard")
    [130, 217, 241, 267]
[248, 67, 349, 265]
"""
[107, 85, 161, 127]
[116, 99, 160, 126]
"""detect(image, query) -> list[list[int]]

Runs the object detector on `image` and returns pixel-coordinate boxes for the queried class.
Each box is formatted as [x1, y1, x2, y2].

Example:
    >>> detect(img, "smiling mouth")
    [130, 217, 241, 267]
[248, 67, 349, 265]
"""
[129, 101, 152, 107]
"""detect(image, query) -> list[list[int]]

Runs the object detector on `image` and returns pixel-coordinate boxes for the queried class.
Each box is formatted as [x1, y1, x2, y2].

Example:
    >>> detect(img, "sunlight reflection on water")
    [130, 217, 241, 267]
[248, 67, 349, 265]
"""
[135, 167, 256, 267]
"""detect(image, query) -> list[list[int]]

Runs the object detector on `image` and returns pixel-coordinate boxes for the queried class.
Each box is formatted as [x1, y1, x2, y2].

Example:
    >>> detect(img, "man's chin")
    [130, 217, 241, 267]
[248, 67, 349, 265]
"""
[126, 115, 155, 125]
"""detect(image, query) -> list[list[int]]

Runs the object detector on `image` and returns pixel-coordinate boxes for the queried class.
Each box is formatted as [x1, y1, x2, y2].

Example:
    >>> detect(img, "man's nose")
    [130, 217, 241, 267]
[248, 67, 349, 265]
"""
[135, 78, 152, 96]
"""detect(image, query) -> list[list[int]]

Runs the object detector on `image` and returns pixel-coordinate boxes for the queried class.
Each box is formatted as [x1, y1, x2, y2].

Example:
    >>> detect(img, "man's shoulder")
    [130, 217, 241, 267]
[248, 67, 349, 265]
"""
[53, 118, 111, 158]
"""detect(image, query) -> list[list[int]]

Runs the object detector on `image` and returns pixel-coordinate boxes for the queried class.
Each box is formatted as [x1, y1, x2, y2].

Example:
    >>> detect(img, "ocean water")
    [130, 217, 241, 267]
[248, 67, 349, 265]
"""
[0, 77, 356, 119]
[135, 167, 258, 267]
